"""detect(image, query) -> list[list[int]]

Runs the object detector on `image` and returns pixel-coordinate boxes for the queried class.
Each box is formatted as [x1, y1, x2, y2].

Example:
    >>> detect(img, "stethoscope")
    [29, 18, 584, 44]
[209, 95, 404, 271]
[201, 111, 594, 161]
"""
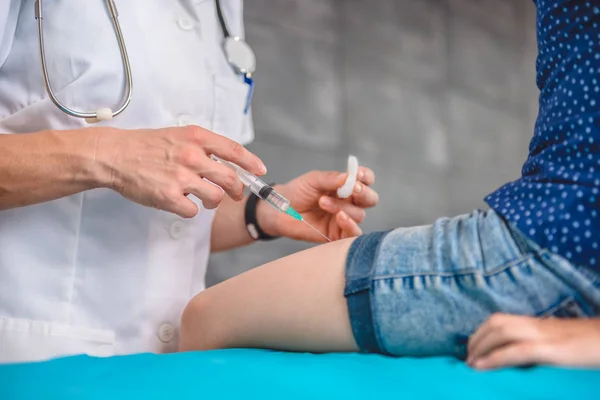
[34, 0, 256, 124]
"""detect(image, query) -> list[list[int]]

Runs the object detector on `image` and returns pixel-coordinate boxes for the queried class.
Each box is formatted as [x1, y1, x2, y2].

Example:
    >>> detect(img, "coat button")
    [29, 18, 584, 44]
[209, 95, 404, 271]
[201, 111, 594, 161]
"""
[170, 220, 185, 239]
[158, 324, 175, 343]
[177, 17, 194, 31]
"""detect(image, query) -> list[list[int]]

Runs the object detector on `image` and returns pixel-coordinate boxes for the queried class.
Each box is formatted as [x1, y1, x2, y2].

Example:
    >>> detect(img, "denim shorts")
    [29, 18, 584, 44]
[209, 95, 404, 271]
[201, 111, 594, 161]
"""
[344, 209, 600, 357]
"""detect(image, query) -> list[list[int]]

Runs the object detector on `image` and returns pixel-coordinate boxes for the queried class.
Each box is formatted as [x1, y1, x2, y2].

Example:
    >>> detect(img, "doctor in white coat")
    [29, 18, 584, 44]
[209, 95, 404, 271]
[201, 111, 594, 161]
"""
[0, 1, 379, 363]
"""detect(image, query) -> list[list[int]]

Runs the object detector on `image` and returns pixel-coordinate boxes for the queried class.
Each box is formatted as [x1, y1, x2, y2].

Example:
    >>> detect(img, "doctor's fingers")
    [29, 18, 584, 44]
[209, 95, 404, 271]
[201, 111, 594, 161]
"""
[308, 167, 374, 193]
[357, 167, 376, 186]
[336, 211, 362, 239]
[177, 150, 245, 201]
[319, 196, 366, 223]
[349, 182, 379, 208]
[152, 185, 199, 219]
[185, 126, 267, 176]
[183, 177, 226, 210]
[154, 177, 223, 217]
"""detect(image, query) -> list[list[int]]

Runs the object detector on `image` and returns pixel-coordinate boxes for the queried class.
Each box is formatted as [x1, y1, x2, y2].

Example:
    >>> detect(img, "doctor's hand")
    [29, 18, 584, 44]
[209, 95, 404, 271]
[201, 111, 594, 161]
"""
[257, 168, 378, 242]
[467, 314, 600, 370]
[94, 126, 266, 218]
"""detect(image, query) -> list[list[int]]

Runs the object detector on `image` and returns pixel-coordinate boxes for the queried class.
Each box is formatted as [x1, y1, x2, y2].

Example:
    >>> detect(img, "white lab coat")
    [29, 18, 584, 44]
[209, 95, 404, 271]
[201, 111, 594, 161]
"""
[0, 0, 254, 363]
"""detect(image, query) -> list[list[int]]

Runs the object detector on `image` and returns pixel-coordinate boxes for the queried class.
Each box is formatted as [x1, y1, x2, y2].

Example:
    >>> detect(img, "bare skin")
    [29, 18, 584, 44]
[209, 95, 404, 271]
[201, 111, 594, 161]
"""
[468, 314, 600, 370]
[180, 241, 600, 371]
[180, 238, 359, 353]
[0, 127, 379, 252]
[0, 126, 266, 216]
[210, 167, 378, 252]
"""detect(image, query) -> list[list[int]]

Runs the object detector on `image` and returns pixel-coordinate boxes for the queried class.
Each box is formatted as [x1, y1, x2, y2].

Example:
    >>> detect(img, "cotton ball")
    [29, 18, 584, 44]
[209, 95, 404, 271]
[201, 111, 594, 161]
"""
[337, 155, 359, 199]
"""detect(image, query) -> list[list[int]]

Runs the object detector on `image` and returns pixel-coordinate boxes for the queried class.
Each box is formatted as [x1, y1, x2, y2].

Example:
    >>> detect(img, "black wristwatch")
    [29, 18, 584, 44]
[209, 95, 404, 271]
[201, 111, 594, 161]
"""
[244, 188, 280, 241]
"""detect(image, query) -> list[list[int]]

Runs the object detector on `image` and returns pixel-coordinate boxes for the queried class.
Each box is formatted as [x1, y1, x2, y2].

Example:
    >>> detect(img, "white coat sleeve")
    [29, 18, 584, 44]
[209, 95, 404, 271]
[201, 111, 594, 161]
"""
[0, 0, 20, 68]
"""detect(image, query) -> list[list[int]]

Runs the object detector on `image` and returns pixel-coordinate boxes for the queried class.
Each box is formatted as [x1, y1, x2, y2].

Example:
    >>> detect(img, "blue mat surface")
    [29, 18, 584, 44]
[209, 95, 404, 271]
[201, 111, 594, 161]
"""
[1, 350, 599, 399]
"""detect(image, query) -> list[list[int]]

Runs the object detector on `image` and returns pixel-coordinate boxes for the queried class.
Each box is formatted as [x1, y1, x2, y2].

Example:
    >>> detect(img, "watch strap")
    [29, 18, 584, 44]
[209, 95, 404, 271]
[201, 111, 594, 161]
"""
[244, 190, 279, 241]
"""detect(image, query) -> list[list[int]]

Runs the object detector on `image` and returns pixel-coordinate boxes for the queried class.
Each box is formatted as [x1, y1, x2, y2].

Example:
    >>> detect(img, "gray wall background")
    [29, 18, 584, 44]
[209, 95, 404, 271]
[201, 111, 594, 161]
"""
[207, 0, 539, 286]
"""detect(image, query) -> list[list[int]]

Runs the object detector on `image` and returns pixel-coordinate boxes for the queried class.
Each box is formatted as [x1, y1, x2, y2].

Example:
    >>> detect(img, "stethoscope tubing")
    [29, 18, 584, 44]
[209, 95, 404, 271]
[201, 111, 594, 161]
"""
[35, 0, 133, 120]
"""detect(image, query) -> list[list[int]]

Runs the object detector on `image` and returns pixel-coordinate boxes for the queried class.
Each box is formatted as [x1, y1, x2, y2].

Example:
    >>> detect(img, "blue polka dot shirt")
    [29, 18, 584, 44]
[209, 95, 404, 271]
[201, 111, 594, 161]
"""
[485, 0, 600, 270]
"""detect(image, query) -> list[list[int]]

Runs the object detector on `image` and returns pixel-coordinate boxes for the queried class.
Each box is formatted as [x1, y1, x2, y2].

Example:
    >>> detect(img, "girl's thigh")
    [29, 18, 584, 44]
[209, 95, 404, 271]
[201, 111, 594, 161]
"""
[180, 210, 600, 357]
[350, 210, 599, 358]
[180, 237, 360, 353]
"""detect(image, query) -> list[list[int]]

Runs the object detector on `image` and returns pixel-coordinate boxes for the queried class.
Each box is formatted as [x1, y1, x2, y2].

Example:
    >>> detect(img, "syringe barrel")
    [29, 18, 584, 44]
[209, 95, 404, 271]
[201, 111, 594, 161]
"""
[236, 168, 270, 197]
[258, 186, 290, 213]
[210, 155, 290, 213]
[211, 154, 269, 196]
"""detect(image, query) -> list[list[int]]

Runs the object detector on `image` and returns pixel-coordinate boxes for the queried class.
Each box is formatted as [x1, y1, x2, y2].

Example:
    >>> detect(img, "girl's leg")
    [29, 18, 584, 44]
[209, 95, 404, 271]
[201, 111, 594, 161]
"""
[179, 237, 360, 353]
[180, 210, 599, 357]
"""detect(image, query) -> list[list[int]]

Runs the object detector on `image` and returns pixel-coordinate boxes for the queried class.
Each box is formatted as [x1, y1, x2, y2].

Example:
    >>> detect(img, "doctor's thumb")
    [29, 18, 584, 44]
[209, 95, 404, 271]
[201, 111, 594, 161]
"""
[307, 171, 348, 192]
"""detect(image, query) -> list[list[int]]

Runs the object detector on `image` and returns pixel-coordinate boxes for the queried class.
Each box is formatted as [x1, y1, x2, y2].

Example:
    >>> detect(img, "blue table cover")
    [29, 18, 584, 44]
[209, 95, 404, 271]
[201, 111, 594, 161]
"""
[1, 350, 599, 399]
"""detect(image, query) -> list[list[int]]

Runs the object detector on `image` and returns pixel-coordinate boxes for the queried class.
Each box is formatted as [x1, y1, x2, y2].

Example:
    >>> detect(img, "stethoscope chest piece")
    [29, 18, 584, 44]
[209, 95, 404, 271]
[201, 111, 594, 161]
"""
[222, 35, 256, 114]
[223, 36, 256, 76]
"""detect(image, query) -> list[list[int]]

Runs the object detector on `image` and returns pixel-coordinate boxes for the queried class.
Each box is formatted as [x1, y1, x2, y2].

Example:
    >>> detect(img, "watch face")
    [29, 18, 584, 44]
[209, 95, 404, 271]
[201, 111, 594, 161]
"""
[223, 36, 256, 75]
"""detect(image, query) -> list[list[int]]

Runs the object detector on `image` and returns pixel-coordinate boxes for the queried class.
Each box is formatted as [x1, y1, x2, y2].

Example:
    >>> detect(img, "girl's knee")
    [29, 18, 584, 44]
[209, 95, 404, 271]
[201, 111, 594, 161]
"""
[179, 293, 224, 352]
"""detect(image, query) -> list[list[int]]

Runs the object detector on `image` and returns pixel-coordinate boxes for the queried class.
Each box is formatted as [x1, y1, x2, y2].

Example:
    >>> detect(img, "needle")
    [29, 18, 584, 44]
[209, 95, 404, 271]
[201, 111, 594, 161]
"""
[301, 219, 332, 242]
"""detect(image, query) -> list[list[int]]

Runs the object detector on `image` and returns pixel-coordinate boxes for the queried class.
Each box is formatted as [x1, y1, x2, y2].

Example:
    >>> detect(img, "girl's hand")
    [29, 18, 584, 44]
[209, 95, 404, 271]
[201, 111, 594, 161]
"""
[467, 313, 600, 370]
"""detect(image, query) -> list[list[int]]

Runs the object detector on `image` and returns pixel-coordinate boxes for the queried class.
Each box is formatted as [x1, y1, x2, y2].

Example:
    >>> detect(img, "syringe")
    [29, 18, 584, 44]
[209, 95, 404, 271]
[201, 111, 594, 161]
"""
[210, 155, 331, 242]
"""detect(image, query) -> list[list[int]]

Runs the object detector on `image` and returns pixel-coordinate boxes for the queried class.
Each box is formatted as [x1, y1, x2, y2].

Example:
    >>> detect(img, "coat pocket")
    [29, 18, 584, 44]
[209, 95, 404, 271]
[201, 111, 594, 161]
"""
[211, 75, 254, 145]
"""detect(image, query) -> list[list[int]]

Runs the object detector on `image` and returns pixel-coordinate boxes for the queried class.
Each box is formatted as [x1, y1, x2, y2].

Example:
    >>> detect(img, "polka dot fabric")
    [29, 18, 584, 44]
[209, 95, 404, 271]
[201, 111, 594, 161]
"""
[485, 0, 600, 270]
